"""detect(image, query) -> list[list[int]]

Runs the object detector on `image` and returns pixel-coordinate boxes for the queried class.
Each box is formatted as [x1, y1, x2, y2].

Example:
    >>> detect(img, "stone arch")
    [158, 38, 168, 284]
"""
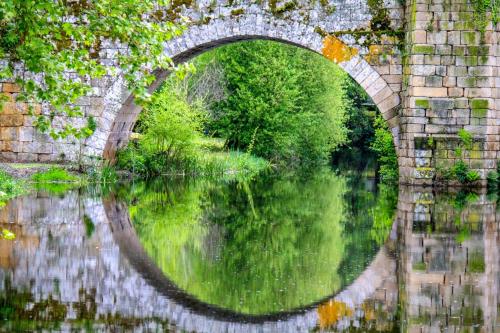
[86, 16, 401, 161]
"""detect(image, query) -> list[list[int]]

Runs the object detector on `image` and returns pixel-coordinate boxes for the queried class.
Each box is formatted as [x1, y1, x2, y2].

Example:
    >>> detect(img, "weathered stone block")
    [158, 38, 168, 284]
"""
[436, 66, 447, 76]
[424, 55, 441, 65]
[413, 30, 427, 43]
[427, 31, 447, 44]
[447, 87, 464, 97]
[412, 87, 448, 97]
[443, 76, 456, 87]
[457, 76, 476, 87]
[470, 99, 490, 109]
[430, 99, 454, 110]
[435, 45, 452, 55]
[456, 56, 477, 66]
[412, 45, 435, 55]
[425, 75, 443, 87]
[460, 31, 480, 44]
[17, 127, 33, 142]
[447, 31, 461, 44]
[414, 98, 430, 108]
[471, 108, 488, 118]
[0, 115, 23, 127]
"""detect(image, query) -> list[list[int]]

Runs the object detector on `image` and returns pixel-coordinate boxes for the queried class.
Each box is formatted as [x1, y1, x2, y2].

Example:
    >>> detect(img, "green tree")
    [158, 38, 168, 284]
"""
[118, 82, 205, 175]
[0, 1, 185, 139]
[370, 115, 398, 182]
[342, 76, 376, 151]
[196, 40, 348, 168]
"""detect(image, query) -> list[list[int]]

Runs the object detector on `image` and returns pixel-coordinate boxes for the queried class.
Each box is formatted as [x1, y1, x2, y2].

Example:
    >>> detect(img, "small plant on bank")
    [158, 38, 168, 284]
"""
[438, 129, 480, 186]
[0, 170, 26, 208]
[31, 167, 81, 194]
[86, 165, 118, 185]
[31, 167, 79, 183]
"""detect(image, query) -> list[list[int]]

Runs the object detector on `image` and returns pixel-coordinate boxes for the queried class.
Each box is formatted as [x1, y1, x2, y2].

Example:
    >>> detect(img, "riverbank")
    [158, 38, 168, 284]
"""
[117, 137, 271, 180]
[0, 140, 271, 204]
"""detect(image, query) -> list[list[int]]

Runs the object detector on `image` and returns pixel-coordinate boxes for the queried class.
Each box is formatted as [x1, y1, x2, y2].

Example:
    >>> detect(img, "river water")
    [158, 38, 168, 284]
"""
[0, 168, 498, 332]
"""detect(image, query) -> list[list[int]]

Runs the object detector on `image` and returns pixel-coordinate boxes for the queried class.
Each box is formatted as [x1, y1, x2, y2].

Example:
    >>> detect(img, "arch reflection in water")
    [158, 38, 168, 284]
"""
[1, 173, 498, 331]
[121, 171, 389, 316]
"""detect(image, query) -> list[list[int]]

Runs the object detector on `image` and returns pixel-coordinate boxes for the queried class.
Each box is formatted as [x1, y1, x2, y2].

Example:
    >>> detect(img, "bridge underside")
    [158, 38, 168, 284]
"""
[0, 0, 499, 186]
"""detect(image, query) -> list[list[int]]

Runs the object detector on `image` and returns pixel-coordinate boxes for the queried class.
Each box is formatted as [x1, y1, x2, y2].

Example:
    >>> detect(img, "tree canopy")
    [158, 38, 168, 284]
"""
[0, 0, 185, 139]
[189, 41, 349, 168]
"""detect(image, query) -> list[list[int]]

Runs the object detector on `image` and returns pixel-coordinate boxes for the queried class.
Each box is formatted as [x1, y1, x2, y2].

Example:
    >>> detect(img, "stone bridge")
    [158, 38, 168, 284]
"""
[1, 0, 500, 185]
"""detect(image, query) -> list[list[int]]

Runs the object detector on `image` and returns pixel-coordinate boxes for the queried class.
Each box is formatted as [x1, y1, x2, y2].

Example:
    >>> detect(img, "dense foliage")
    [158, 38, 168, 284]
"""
[0, 0, 185, 139]
[370, 115, 398, 182]
[342, 76, 377, 153]
[117, 82, 270, 177]
[119, 170, 391, 314]
[0, 170, 25, 208]
[192, 41, 348, 168]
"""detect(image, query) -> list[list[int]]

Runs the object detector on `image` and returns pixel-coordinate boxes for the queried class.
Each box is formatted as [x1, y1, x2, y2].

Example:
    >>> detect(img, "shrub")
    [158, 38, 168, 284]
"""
[31, 167, 78, 183]
[466, 170, 480, 183]
[0, 170, 25, 207]
[31, 167, 81, 194]
[86, 165, 118, 184]
[451, 160, 469, 184]
[370, 116, 398, 183]
[138, 83, 205, 174]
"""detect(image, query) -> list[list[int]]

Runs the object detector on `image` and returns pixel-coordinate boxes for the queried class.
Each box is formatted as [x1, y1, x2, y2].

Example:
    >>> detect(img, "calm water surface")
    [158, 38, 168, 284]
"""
[0, 168, 498, 332]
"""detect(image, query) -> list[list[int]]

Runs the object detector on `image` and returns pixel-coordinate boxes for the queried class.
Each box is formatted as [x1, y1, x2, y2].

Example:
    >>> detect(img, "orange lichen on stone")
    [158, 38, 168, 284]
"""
[364, 44, 394, 64]
[362, 301, 376, 321]
[322, 35, 358, 63]
[317, 300, 354, 329]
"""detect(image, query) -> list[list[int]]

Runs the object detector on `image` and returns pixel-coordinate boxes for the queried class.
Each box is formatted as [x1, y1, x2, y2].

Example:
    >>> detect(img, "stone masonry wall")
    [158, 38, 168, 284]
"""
[399, 0, 500, 185]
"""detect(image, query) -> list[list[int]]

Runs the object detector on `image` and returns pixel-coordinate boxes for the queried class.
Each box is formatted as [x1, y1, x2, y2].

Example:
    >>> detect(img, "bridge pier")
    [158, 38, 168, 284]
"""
[399, 0, 500, 186]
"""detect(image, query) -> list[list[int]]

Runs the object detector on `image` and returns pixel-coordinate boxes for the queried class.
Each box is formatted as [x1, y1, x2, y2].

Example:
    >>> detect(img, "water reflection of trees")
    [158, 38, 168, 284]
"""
[119, 170, 394, 315]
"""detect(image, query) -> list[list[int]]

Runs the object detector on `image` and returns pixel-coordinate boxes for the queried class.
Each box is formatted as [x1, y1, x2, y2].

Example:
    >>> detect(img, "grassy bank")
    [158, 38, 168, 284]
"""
[117, 137, 271, 180]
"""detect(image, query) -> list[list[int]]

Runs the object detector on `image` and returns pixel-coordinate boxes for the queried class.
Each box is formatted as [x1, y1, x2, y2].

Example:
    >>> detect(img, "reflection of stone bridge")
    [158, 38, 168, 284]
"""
[2, 0, 500, 185]
[1, 187, 499, 331]
[0, 192, 397, 332]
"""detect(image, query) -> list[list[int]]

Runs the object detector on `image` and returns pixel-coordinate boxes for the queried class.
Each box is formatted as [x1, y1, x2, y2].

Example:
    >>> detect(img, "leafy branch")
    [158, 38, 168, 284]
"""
[0, 0, 188, 139]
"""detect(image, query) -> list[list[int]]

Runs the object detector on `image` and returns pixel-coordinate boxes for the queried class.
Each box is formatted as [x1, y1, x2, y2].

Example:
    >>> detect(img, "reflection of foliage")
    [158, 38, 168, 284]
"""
[468, 250, 485, 273]
[121, 170, 388, 315]
[0, 277, 171, 330]
[1, 229, 16, 240]
[336, 173, 395, 284]
[370, 184, 398, 246]
[317, 300, 353, 329]
[83, 215, 95, 238]
[412, 262, 426, 271]
[456, 227, 471, 244]
[451, 190, 480, 243]
[0, 278, 67, 331]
